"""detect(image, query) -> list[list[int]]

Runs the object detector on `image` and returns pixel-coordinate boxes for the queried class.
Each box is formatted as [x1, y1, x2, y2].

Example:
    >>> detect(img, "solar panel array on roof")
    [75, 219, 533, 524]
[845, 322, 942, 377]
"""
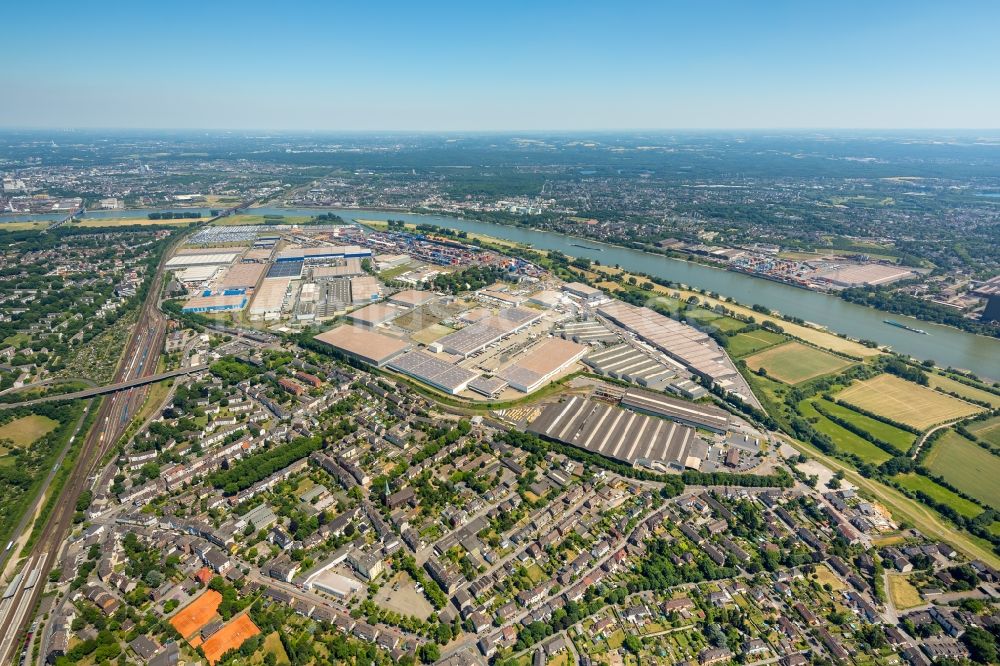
[436, 307, 544, 357]
[467, 375, 509, 397]
[388, 350, 479, 394]
[528, 396, 694, 471]
[266, 261, 303, 279]
[597, 301, 737, 382]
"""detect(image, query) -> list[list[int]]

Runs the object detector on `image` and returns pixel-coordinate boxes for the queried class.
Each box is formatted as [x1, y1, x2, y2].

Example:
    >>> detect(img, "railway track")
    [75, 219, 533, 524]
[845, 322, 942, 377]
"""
[0, 233, 180, 665]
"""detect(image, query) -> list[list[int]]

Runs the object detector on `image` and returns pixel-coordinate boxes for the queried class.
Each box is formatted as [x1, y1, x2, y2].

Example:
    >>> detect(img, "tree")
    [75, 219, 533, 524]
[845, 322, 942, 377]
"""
[419, 643, 440, 663]
[962, 627, 998, 664]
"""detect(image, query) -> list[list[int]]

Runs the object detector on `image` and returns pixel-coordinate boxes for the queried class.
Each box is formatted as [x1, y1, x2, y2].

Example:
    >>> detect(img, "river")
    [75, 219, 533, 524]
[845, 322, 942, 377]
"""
[4, 205, 998, 378]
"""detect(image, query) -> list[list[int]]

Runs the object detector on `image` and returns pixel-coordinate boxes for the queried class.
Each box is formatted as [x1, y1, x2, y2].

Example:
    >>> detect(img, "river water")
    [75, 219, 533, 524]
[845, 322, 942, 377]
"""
[4, 205, 998, 378]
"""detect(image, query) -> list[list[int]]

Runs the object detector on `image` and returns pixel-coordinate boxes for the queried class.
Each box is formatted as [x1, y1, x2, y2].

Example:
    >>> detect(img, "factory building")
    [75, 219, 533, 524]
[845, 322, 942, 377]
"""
[498, 338, 587, 393]
[528, 396, 698, 472]
[314, 325, 411, 367]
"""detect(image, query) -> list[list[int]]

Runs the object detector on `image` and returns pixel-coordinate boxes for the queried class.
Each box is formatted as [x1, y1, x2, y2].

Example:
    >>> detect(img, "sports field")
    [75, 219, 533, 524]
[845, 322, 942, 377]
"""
[814, 398, 915, 453]
[924, 430, 1000, 510]
[893, 473, 983, 519]
[170, 589, 222, 639]
[745, 341, 852, 385]
[836, 374, 984, 430]
[201, 613, 261, 664]
[968, 415, 1000, 447]
[0, 415, 59, 448]
[726, 330, 788, 357]
[799, 400, 891, 464]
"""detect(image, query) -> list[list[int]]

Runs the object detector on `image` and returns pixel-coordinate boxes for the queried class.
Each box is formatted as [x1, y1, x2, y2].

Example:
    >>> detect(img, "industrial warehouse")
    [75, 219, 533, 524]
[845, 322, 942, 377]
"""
[313, 325, 411, 367]
[527, 396, 699, 472]
[596, 300, 746, 393]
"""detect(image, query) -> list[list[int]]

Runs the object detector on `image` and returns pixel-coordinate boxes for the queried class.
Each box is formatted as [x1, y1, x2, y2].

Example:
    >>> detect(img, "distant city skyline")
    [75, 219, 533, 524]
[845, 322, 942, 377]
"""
[4, 0, 999, 130]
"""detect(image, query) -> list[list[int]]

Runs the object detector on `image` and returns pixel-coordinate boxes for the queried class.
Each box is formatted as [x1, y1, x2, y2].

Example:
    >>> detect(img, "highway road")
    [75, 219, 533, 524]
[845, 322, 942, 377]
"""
[0, 233, 180, 666]
[0, 364, 208, 409]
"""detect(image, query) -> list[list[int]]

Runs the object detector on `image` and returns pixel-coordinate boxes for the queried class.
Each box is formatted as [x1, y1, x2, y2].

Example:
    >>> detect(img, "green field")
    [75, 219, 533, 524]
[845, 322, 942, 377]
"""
[684, 307, 746, 333]
[837, 374, 984, 430]
[924, 430, 1000, 510]
[814, 398, 915, 453]
[726, 330, 789, 358]
[928, 374, 1000, 408]
[968, 416, 1000, 447]
[745, 341, 853, 385]
[799, 400, 891, 464]
[893, 472, 984, 519]
[0, 414, 59, 448]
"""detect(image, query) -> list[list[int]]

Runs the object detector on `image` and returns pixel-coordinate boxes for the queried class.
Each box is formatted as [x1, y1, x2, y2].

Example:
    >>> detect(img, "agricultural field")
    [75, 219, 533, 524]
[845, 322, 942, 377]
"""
[0, 414, 58, 449]
[928, 373, 1000, 408]
[836, 374, 984, 430]
[924, 430, 1000, 510]
[893, 473, 984, 519]
[813, 398, 915, 453]
[968, 415, 1000, 447]
[745, 341, 853, 385]
[799, 400, 892, 464]
[726, 329, 788, 357]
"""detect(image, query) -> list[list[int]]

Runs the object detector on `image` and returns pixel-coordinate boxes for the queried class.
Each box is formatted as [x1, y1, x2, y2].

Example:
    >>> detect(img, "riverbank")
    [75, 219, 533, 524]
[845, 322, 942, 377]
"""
[323, 206, 1000, 379]
[5, 203, 998, 377]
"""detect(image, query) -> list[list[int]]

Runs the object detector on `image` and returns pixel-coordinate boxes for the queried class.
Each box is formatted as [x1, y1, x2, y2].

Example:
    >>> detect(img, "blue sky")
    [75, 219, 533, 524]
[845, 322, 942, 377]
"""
[4, 0, 999, 130]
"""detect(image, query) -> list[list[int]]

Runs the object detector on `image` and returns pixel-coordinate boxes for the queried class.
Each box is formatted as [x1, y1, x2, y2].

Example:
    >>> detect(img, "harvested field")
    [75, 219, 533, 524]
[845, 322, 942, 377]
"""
[928, 374, 1000, 408]
[887, 575, 923, 610]
[0, 414, 58, 447]
[170, 589, 221, 639]
[893, 473, 983, 519]
[836, 374, 983, 430]
[201, 613, 261, 665]
[745, 341, 852, 385]
[968, 415, 1000, 447]
[924, 430, 1000, 510]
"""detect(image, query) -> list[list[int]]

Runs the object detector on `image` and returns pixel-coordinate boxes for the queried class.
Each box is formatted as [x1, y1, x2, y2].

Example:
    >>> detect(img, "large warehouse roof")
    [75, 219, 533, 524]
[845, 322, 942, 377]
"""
[165, 252, 240, 268]
[436, 306, 544, 357]
[218, 263, 266, 289]
[388, 350, 479, 394]
[388, 289, 437, 308]
[499, 337, 587, 393]
[249, 278, 290, 314]
[314, 325, 411, 366]
[598, 300, 736, 382]
[620, 389, 730, 433]
[347, 302, 406, 326]
[528, 396, 695, 472]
